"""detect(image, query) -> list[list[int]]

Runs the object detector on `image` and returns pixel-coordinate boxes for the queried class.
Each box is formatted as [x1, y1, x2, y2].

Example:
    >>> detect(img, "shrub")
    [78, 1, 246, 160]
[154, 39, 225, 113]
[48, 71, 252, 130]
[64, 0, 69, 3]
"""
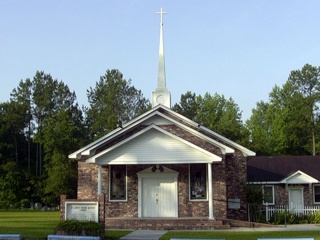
[270, 211, 320, 224]
[20, 199, 30, 208]
[55, 220, 104, 236]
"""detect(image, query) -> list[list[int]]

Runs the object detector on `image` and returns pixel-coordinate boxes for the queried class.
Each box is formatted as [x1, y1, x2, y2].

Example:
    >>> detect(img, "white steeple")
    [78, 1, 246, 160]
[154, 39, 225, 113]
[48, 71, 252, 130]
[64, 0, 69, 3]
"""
[152, 8, 171, 108]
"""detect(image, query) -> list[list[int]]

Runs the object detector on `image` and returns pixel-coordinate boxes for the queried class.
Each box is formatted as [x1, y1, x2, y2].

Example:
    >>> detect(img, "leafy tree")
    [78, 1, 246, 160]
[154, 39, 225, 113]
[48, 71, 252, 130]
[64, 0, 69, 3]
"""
[0, 162, 33, 208]
[172, 91, 199, 121]
[173, 92, 249, 144]
[42, 109, 82, 202]
[0, 101, 30, 165]
[286, 64, 320, 155]
[247, 64, 320, 155]
[86, 69, 151, 139]
[2, 71, 85, 205]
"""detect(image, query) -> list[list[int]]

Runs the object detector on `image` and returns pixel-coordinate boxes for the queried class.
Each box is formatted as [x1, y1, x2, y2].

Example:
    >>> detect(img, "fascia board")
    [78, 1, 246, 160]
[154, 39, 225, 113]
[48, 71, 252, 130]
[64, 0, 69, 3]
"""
[198, 125, 255, 156]
[280, 170, 319, 184]
[69, 106, 164, 159]
[158, 105, 255, 156]
[85, 124, 222, 164]
[68, 126, 122, 159]
[247, 181, 281, 185]
[154, 112, 234, 155]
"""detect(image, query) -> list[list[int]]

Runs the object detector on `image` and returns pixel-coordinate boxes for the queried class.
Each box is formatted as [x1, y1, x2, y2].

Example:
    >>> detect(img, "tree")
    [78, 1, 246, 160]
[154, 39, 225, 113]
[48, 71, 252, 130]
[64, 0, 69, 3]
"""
[42, 109, 83, 203]
[246, 101, 273, 155]
[10, 79, 33, 170]
[173, 92, 249, 144]
[0, 162, 33, 208]
[86, 69, 150, 140]
[195, 93, 248, 144]
[286, 64, 320, 155]
[3, 71, 85, 205]
[172, 91, 199, 121]
[247, 64, 320, 155]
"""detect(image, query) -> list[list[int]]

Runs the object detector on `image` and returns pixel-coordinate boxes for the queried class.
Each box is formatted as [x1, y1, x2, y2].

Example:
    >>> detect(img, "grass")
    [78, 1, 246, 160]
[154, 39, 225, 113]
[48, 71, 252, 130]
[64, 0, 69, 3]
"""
[0, 210, 319, 239]
[0, 209, 60, 239]
[160, 231, 320, 240]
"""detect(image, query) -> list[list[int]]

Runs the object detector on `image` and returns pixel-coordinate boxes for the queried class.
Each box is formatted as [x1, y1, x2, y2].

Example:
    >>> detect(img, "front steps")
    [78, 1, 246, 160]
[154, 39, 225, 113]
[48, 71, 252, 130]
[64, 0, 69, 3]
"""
[105, 217, 230, 230]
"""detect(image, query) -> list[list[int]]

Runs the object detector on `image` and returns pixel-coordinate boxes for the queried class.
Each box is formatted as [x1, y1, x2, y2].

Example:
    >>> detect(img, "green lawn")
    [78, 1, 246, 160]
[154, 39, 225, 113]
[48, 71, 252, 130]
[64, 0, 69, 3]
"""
[160, 231, 320, 240]
[0, 210, 319, 240]
[0, 210, 60, 239]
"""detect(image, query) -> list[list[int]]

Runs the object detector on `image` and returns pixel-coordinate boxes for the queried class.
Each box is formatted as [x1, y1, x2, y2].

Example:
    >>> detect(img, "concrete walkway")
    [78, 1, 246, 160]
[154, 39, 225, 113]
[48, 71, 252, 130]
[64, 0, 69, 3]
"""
[119, 230, 168, 240]
[229, 224, 320, 232]
[118, 224, 320, 240]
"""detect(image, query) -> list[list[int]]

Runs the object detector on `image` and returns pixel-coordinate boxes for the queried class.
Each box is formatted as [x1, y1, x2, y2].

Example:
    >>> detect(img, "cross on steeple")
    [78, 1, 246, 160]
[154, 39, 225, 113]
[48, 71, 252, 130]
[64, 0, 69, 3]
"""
[156, 7, 167, 26]
[152, 7, 171, 108]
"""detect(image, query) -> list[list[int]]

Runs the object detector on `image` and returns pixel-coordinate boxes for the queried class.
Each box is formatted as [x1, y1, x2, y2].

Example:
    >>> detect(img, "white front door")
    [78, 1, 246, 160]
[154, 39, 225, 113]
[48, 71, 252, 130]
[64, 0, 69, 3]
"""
[141, 177, 177, 217]
[289, 188, 304, 212]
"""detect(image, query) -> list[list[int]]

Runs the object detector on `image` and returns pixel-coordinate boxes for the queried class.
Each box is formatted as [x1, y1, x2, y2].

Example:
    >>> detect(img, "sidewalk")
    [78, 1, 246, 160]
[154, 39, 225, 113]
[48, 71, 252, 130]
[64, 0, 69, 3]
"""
[119, 224, 320, 240]
[228, 223, 320, 232]
[119, 230, 168, 240]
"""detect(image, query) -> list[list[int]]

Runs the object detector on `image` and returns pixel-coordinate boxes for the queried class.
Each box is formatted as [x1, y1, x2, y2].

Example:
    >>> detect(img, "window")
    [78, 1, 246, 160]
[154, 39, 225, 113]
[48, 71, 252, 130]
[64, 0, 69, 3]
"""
[263, 185, 274, 205]
[189, 164, 207, 200]
[314, 185, 320, 204]
[109, 165, 127, 201]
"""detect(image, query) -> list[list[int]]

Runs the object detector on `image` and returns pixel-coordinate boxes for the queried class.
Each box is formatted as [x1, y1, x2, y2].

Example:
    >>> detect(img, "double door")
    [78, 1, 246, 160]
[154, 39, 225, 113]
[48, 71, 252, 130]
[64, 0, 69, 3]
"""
[142, 177, 177, 217]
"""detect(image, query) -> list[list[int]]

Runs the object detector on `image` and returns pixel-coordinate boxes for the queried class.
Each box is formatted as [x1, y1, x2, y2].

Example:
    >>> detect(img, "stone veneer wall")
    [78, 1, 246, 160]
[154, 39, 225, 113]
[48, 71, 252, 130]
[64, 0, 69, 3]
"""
[76, 160, 249, 220]
[76, 124, 249, 221]
[274, 184, 316, 206]
[225, 151, 248, 220]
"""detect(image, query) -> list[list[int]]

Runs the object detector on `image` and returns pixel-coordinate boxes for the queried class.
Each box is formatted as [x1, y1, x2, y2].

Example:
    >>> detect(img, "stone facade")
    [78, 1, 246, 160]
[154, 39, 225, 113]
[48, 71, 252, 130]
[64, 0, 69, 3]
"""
[76, 159, 248, 222]
[274, 184, 316, 206]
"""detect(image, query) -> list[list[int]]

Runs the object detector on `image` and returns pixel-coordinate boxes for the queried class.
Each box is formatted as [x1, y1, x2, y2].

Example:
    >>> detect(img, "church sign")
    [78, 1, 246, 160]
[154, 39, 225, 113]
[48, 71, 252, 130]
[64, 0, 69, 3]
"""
[65, 202, 99, 222]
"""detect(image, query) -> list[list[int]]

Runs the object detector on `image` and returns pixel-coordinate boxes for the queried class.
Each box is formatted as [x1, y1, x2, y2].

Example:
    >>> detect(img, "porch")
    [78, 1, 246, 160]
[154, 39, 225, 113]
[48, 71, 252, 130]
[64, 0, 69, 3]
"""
[105, 217, 231, 230]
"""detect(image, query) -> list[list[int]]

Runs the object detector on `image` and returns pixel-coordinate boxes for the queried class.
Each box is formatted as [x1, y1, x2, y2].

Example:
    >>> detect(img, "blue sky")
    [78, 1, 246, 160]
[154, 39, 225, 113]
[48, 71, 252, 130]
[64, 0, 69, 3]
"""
[1, 1, 320, 121]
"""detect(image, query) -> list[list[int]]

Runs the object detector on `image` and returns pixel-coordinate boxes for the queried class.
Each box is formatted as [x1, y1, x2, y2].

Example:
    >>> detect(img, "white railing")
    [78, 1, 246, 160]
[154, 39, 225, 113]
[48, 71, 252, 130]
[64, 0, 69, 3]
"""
[266, 204, 320, 222]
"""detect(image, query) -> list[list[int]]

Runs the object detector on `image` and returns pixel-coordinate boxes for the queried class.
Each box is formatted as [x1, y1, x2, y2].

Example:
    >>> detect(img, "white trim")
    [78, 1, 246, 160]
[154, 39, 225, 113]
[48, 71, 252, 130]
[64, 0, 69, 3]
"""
[281, 170, 318, 184]
[69, 105, 255, 160]
[314, 184, 320, 204]
[248, 181, 281, 185]
[109, 165, 127, 202]
[86, 125, 222, 164]
[98, 165, 102, 195]
[208, 163, 213, 219]
[189, 164, 208, 201]
[262, 185, 275, 205]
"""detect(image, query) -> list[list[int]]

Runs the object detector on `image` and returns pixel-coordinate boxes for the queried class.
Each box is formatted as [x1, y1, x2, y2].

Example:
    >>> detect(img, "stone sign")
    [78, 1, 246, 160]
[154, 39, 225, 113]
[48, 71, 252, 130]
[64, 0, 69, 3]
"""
[65, 202, 98, 222]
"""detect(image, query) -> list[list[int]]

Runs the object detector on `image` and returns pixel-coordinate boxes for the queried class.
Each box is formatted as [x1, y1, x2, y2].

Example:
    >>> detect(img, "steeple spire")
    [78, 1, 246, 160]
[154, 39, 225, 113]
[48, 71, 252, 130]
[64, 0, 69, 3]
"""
[152, 8, 171, 108]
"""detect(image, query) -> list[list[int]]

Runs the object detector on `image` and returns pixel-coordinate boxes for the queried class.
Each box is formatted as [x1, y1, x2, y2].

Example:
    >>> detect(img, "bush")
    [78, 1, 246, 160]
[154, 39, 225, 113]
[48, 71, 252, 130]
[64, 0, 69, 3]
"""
[20, 199, 30, 208]
[270, 211, 320, 224]
[55, 220, 104, 236]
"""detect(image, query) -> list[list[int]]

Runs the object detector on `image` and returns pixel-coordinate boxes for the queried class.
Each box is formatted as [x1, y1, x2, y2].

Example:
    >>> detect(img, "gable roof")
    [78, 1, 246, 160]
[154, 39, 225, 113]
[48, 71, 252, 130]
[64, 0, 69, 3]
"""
[86, 125, 222, 165]
[247, 156, 320, 183]
[69, 105, 255, 163]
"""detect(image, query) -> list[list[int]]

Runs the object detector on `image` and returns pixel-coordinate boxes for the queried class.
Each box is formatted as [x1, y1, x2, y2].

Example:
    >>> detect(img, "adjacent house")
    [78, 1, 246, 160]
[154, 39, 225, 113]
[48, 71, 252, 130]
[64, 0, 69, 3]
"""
[247, 156, 320, 210]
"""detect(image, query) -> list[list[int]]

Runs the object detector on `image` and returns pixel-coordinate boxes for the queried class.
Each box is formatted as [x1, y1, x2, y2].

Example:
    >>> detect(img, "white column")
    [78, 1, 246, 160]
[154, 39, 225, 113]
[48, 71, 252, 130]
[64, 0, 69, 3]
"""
[208, 162, 214, 219]
[98, 165, 102, 195]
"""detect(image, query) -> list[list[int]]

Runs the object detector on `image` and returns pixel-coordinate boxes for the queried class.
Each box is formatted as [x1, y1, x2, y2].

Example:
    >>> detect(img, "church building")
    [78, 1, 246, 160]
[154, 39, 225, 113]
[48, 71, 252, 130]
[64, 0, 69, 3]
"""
[62, 8, 256, 230]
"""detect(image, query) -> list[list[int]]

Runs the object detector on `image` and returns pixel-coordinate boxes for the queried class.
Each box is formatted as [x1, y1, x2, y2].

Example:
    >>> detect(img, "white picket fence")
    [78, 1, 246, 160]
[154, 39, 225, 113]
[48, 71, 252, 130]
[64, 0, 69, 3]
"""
[266, 204, 320, 222]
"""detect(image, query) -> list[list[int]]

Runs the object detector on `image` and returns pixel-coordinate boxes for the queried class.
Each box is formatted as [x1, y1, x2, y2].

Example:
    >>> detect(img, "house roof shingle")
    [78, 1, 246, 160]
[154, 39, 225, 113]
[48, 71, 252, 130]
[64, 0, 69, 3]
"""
[247, 156, 320, 182]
